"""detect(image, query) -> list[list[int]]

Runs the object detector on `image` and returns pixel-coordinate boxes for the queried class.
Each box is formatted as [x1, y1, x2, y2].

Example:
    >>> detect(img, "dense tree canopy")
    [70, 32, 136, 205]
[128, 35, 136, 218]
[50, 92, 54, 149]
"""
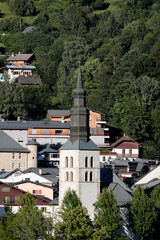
[1, 0, 160, 157]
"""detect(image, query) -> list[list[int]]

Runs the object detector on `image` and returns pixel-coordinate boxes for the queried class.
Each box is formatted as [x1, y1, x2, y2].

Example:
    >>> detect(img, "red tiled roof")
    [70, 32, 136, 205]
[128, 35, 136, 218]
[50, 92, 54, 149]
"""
[100, 152, 117, 156]
[110, 136, 140, 148]
[116, 142, 139, 149]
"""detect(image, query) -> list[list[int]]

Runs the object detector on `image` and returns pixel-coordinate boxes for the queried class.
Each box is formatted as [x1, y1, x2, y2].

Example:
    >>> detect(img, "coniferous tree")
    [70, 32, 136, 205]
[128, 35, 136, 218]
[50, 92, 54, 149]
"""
[93, 188, 122, 239]
[54, 189, 94, 240]
[129, 186, 156, 239]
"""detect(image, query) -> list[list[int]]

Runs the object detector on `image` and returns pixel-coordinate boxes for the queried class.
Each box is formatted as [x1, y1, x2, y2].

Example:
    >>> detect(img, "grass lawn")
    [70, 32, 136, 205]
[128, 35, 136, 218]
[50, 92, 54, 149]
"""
[0, 1, 13, 17]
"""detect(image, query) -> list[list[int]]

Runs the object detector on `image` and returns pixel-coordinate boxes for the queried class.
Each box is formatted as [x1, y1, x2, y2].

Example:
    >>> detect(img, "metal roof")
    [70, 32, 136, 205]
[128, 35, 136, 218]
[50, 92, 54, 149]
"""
[47, 109, 70, 117]
[6, 65, 36, 70]
[0, 120, 70, 130]
[38, 147, 58, 154]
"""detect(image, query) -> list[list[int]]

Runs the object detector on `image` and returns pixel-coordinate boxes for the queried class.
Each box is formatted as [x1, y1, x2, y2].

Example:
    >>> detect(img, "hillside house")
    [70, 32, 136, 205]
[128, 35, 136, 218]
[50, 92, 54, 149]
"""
[3, 53, 36, 82]
[110, 135, 141, 159]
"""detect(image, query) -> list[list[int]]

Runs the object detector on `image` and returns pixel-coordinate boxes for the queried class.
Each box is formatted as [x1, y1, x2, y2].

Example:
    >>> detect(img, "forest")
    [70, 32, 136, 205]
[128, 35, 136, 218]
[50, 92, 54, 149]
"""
[0, 0, 160, 158]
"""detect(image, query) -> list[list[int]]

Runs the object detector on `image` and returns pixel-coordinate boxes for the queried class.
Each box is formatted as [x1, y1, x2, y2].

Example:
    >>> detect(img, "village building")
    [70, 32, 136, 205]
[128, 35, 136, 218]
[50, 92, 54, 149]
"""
[110, 135, 141, 159]
[1, 53, 41, 84]
[0, 129, 38, 172]
[0, 181, 56, 218]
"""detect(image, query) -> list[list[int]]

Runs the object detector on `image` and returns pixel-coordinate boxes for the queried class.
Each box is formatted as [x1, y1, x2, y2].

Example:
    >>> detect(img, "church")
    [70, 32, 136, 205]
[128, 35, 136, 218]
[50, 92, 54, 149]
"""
[59, 65, 100, 219]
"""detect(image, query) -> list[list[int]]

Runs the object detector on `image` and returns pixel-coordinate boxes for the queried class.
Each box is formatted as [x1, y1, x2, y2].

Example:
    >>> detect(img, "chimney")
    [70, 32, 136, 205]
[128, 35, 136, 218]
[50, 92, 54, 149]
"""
[61, 116, 65, 123]
[17, 116, 20, 121]
[12, 53, 14, 57]
[19, 52, 21, 55]
[39, 169, 42, 175]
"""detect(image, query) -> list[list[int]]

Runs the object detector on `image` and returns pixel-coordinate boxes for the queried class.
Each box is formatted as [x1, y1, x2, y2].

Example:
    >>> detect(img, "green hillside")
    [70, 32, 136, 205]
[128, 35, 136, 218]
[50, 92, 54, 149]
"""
[0, 0, 160, 158]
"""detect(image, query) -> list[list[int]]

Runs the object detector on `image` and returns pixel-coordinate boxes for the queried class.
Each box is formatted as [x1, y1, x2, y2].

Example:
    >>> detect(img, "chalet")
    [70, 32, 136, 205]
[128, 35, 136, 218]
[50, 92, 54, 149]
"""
[47, 109, 112, 147]
[3, 53, 37, 82]
[110, 135, 141, 159]
[7, 53, 34, 66]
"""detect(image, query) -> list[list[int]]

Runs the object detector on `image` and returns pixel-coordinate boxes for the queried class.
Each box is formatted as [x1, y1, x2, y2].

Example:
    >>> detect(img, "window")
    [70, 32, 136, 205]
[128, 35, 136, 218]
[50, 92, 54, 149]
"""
[14, 71, 19, 75]
[41, 207, 47, 212]
[122, 149, 125, 155]
[42, 129, 49, 135]
[18, 137, 23, 142]
[12, 153, 15, 160]
[89, 115, 91, 121]
[65, 157, 68, 167]
[2, 187, 10, 192]
[51, 154, 58, 158]
[103, 156, 105, 162]
[32, 129, 37, 134]
[85, 172, 88, 182]
[85, 157, 88, 168]
[19, 153, 21, 160]
[65, 172, 69, 181]
[90, 172, 92, 182]
[12, 163, 15, 169]
[15, 196, 20, 204]
[129, 149, 132, 154]
[5, 196, 10, 204]
[19, 163, 21, 169]
[70, 157, 73, 168]
[55, 130, 63, 135]
[33, 190, 42, 194]
[90, 157, 94, 167]
[70, 172, 73, 181]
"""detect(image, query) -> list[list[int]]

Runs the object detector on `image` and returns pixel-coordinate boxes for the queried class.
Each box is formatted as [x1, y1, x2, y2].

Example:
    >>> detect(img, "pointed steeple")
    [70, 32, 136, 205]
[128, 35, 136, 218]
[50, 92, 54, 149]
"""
[76, 62, 83, 89]
[73, 62, 85, 96]
[70, 64, 90, 143]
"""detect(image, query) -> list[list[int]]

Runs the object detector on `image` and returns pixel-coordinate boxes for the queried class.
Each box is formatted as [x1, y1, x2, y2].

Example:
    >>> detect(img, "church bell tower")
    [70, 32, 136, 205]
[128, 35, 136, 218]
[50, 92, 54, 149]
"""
[59, 64, 100, 219]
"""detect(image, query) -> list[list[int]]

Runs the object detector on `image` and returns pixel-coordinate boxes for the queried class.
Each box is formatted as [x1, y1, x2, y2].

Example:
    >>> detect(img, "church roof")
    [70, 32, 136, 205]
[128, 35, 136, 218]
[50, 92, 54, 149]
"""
[60, 139, 99, 151]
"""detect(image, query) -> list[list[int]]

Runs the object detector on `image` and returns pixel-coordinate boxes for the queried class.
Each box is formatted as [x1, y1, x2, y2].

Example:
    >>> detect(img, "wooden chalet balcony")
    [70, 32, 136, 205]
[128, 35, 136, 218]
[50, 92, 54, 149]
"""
[90, 128, 104, 136]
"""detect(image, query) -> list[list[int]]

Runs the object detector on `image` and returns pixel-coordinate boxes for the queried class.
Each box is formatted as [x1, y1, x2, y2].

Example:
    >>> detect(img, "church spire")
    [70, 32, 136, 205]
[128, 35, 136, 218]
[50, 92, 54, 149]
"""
[76, 62, 83, 89]
[70, 64, 90, 143]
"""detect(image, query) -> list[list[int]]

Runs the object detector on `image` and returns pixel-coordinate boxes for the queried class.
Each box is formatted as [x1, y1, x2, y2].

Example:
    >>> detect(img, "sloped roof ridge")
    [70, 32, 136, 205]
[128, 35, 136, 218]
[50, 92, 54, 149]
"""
[110, 135, 139, 148]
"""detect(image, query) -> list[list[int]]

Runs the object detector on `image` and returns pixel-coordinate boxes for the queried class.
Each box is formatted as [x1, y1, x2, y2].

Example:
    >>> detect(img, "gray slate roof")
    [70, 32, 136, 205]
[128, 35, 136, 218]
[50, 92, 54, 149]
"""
[0, 130, 29, 153]
[0, 120, 70, 130]
[47, 110, 70, 117]
[100, 168, 132, 205]
[27, 139, 39, 146]
[24, 168, 59, 185]
[38, 147, 58, 154]
[60, 139, 100, 151]
[108, 183, 132, 206]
